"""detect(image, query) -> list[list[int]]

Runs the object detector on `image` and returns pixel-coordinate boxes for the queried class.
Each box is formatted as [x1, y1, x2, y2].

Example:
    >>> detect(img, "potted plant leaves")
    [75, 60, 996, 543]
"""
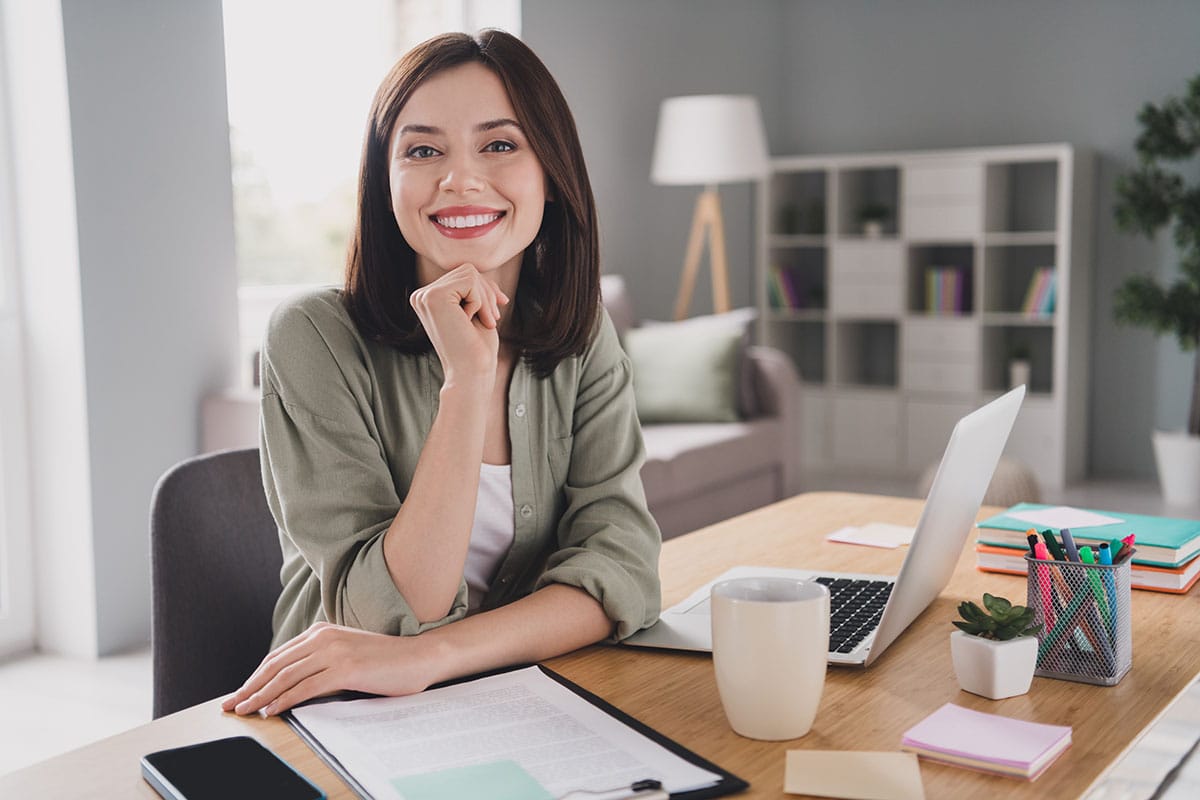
[1008, 343, 1032, 390]
[1113, 72, 1200, 507]
[858, 203, 890, 238]
[951, 593, 1041, 699]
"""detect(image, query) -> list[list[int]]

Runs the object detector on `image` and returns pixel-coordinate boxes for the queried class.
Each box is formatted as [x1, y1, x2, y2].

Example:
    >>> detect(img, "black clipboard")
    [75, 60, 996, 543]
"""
[284, 664, 748, 799]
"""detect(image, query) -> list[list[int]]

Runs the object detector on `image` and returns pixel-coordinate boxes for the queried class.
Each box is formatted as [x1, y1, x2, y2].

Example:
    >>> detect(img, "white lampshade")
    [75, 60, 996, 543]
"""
[650, 94, 769, 186]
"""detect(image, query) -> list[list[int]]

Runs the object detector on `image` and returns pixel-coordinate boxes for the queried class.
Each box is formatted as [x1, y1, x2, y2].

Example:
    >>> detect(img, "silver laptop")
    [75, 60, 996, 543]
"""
[623, 385, 1025, 666]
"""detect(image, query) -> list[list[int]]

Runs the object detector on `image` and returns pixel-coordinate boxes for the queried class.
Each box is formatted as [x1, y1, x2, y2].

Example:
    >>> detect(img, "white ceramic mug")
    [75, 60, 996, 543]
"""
[710, 576, 830, 740]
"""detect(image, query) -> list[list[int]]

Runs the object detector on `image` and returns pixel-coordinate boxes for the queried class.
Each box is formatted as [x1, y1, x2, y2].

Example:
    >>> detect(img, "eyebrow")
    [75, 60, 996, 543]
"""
[397, 118, 522, 137]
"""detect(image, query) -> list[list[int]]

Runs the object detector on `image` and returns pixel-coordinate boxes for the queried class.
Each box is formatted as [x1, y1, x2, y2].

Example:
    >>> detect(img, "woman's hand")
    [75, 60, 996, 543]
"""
[221, 622, 440, 717]
[409, 264, 510, 386]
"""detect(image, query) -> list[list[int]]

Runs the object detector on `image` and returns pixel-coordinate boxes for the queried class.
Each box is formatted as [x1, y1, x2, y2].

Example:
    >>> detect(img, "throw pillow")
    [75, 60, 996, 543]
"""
[625, 312, 747, 424]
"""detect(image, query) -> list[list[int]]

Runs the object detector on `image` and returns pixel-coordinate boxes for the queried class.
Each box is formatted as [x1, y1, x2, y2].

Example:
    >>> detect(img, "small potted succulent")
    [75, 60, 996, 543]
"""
[858, 202, 891, 238]
[1008, 343, 1032, 390]
[951, 593, 1041, 700]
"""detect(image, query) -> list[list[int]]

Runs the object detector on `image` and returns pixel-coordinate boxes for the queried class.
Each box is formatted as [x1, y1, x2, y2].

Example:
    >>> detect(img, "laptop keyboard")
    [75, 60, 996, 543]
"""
[816, 577, 893, 654]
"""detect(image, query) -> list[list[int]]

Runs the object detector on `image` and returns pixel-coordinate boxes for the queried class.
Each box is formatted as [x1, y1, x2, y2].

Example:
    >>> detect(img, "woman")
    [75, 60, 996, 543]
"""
[223, 30, 661, 718]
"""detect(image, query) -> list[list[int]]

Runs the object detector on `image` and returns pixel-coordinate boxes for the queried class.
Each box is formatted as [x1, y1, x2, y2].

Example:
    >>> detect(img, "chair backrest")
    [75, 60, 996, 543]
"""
[149, 448, 282, 718]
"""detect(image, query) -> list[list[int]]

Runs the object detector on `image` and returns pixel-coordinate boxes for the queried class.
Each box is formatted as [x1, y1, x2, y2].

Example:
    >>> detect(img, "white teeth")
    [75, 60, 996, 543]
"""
[436, 213, 501, 229]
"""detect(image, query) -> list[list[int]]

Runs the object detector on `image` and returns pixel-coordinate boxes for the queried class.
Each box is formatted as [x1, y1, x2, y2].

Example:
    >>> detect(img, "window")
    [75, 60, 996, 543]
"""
[222, 0, 520, 384]
[0, 12, 35, 655]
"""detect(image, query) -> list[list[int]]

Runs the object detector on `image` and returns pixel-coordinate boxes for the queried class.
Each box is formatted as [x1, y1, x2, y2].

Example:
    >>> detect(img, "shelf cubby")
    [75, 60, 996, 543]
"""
[985, 160, 1059, 233]
[765, 318, 826, 384]
[768, 247, 827, 312]
[981, 324, 1054, 395]
[835, 320, 897, 388]
[907, 244, 975, 316]
[771, 170, 828, 235]
[982, 244, 1056, 315]
[837, 166, 900, 238]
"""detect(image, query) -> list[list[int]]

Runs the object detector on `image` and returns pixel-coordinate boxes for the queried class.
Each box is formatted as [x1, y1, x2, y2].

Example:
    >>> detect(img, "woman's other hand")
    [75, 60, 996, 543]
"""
[409, 263, 509, 386]
[220, 622, 439, 717]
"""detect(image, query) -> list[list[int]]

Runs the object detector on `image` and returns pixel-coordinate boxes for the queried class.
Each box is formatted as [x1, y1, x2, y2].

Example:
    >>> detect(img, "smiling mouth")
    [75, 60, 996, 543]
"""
[432, 211, 504, 229]
[430, 210, 505, 239]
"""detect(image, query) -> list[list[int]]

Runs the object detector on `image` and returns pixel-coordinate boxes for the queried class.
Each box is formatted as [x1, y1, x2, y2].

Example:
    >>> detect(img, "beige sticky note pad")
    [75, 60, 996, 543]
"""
[785, 750, 925, 799]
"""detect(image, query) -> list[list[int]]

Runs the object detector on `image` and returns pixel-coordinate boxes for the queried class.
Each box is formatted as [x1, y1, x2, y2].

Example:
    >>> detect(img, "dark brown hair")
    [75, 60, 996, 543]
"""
[343, 30, 599, 377]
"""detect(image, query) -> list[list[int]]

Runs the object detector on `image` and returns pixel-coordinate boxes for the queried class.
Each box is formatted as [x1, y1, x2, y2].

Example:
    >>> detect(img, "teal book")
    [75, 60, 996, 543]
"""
[976, 503, 1200, 568]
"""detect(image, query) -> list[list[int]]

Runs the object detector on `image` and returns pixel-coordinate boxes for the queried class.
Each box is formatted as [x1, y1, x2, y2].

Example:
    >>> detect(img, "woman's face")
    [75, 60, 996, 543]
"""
[389, 62, 548, 288]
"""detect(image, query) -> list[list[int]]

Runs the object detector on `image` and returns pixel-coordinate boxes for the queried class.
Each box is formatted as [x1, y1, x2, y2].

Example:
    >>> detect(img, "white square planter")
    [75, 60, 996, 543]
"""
[950, 631, 1038, 700]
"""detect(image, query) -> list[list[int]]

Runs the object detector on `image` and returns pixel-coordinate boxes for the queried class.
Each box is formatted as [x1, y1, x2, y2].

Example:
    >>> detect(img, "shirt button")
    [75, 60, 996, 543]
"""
[515, 403, 526, 418]
[520, 504, 533, 518]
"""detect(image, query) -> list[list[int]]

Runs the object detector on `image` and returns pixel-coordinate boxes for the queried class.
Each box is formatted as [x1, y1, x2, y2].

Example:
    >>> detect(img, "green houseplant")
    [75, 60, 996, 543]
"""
[950, 593, 1041, 699]
[858, 202, 890, 238]
[1113, 72, 1200, 505]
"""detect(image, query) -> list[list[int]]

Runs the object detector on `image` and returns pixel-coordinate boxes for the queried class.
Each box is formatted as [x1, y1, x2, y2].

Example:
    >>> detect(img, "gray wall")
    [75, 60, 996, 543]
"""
[524, 0, 785, 320]
[525, 0, 1200, 479]
[58, 0, 238, 653]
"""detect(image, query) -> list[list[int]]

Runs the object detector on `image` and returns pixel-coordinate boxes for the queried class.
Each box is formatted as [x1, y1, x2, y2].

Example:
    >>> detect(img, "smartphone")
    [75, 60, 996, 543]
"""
[141, 736, 326, 800]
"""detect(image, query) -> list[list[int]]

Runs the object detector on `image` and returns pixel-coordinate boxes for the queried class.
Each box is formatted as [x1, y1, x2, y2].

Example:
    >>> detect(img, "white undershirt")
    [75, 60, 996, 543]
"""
[464, 463, 516, 611]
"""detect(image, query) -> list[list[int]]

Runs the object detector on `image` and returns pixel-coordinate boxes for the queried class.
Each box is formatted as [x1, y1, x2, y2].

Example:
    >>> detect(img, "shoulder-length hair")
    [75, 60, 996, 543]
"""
[343, 29, 600, 377]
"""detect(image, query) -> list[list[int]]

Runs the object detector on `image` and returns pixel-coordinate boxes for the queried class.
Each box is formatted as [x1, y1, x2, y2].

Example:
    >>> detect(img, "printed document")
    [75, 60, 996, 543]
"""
[289, 666, 721, 799]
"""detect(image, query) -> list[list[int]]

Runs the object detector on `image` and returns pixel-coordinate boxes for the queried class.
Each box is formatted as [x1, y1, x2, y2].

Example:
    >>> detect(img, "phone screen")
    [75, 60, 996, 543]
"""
[142, 736, 325, 800]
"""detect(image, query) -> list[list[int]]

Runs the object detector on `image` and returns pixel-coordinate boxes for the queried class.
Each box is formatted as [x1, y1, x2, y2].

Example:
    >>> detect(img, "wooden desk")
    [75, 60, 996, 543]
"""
[3, 492, 1196, 798]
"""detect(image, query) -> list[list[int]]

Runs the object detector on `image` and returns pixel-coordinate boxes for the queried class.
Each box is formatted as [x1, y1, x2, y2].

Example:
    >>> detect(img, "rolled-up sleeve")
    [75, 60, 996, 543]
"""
[261, 297, 467, 643]
[536, 314, 662, 640]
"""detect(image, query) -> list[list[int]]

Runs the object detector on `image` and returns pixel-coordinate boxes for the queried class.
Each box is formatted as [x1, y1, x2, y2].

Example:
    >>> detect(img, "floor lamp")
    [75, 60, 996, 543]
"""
[651, 95, 769, 320]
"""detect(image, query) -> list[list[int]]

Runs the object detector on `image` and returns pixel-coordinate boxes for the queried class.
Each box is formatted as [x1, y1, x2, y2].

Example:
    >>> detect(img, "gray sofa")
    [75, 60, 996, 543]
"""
[600, 275, 801, 540]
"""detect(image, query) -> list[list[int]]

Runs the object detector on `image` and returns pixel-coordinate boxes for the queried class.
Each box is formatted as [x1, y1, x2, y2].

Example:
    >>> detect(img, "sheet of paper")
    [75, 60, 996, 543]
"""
[1006, 505, 1124, 529]
[289, 666, 720, 800]
[785, 750, 925, 799]
[827, 523, 916, 549]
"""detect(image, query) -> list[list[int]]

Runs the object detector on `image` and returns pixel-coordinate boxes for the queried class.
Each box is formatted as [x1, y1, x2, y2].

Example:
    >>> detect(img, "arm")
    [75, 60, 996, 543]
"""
[536, 312, 663, 640]
[381, 264, 506, 621]
[224, 584, 611, 716]
[262, 270, 505, 639]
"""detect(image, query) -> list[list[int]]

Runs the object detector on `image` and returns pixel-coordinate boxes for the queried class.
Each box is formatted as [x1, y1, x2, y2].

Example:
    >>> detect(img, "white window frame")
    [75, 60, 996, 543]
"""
[0, 0, 35, 657]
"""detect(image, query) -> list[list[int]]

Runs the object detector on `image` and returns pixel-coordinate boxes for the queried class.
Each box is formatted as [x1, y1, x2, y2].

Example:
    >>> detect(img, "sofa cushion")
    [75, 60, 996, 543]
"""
[639, 418, 784, 504]
[625, 310, 753, 423]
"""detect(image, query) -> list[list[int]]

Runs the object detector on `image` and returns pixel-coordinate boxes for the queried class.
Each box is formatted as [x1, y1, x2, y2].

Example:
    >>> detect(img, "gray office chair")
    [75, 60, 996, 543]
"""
[149, 447, 282, 718]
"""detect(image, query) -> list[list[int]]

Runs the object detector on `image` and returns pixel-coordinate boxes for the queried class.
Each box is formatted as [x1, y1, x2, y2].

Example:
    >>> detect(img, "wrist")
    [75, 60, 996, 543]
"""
[439, 377, 493, 407]
[415, 627, 458, 686]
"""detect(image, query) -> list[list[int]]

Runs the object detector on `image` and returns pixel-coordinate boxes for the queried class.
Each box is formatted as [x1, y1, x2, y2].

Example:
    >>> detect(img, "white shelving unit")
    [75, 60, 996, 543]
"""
[758, 144, 1093, 490]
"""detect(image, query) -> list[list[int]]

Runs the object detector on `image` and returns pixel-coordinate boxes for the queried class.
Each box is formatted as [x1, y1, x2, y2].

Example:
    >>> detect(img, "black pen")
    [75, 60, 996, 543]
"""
[558, 778, 669, 800]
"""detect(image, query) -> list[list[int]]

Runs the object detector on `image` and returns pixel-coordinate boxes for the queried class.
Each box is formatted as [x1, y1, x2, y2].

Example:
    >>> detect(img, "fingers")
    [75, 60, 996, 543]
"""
[413, 264, 508, 330]
[234, 654, 324, 716]
[222, 623, 326, 713]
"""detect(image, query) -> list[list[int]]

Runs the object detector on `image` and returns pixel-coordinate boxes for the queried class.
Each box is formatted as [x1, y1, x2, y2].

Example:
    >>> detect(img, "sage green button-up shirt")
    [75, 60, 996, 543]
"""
[260, 289, 662, 648]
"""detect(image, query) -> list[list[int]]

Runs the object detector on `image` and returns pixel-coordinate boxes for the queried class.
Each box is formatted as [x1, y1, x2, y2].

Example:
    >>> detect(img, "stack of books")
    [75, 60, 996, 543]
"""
[901, 703, 1072, 781]
[975, 503, 1200, 593]
[1021, 267, 1056, 316]
[925, 267, 967, 314]
[768, 266, 822, 311]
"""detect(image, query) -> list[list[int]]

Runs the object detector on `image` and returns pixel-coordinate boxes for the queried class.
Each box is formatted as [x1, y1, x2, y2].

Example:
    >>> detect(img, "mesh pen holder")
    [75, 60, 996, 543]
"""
[1024, 552, 1133, 686]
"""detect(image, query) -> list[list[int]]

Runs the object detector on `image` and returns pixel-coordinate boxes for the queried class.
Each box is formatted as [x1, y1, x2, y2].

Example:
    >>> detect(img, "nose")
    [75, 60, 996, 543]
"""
[438, 151, 486, 195]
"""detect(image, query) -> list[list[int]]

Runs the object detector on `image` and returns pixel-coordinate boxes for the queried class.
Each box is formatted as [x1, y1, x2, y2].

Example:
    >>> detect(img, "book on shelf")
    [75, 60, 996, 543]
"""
[1021, 267, 1056, 316]
[976, 502, 1200, 569]
[770, 265, 820, 311]
[900, 703, 1071, 781]
[925, 267, 967, 314]
[975, 543, 1200, 593]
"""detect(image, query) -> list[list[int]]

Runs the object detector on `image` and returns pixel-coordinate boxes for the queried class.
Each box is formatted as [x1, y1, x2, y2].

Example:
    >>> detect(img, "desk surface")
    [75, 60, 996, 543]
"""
[3, 491, 1196, 799]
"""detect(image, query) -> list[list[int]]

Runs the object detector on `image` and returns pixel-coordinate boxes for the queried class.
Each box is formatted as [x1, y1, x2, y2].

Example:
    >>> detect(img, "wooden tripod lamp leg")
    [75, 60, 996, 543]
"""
[673, 186, 732, 320]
